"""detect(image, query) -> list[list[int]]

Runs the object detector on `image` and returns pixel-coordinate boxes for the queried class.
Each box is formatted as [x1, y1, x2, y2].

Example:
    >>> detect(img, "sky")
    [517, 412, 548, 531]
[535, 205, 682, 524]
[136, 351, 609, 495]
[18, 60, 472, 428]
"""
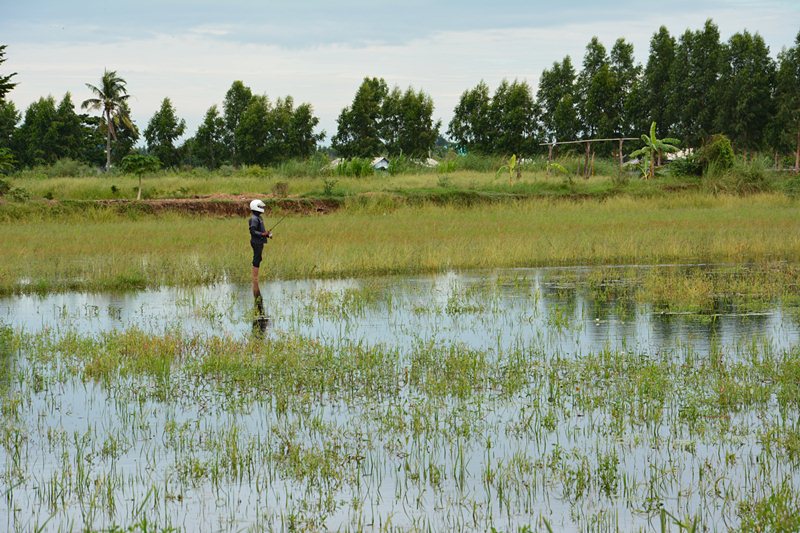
[2, 0, 799, 144]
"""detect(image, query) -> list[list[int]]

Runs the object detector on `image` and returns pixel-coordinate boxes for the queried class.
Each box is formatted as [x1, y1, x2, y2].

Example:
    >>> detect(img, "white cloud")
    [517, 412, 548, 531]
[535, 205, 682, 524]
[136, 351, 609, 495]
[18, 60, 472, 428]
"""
[6, 3, 795, 143]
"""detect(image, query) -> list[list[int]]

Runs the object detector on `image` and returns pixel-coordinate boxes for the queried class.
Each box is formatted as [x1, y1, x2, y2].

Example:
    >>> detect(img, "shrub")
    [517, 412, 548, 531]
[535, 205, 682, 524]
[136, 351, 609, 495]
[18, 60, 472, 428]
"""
[668, 154, 703, 177]
[8, 186, 30, 202]
[335, 158, 373, 178]
[0, 178, 9, 196]
[272, 181, 289, 197]
[699, 134, 734, 173]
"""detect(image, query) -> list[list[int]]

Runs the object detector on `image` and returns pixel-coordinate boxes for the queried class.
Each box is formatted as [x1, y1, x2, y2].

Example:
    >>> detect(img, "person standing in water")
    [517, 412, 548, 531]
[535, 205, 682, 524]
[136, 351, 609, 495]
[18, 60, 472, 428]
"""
[248, 199, 272, 316]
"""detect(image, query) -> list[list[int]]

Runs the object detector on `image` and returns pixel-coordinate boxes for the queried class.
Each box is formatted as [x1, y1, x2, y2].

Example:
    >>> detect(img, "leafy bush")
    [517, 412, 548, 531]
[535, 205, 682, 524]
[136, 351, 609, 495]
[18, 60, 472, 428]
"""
[436, 158, 457, 174]
[699, 134, 735, 173]
[49, 158, 94, 177]
[0, 178, 9, 196]
[278, 156, 328, 178]
[702, 157, 772, 195]
[668, 154, 703, 176]
[388, 155, 415, 175]
[8, 186, 30, 202]
[240, 165, 271, 178]
[272, 181, 289, 197]
[335, 158, 374, 178]
[323, 178, 338, 196]
[0, 147, 15, 174]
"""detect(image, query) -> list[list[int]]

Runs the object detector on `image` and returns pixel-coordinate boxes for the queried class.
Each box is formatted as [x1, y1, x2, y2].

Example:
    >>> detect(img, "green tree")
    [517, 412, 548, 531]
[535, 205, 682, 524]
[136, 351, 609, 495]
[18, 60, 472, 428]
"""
[448, 81, 493, 153]
[716, 31, 776, 154]
[577, 37, 615, 139]
[53, 92, 86, 161]
[14, 96, 59, 167]
[192, 105, 228, 169]
[668, 20, 722, 147]
[332, 77, 389, 158]
[0, 100, 19, 150]
[536, 56, 580, 142]
[609, 38, 641, 137]
[288, 102, 324, 159]
[0, 45, 17, 101]
[769, 31, 800, 170]
[235, 95, 323, 166]
[223, 81, 253, 166]
[235, 95, 270, 165]
[382, 87, 440, 158]
[81, 70, 136, 170]
[635, 26, 676, 137]
[121, 153, 161, 200]
[144, 97, 186, 168]
[489, 79, 538, 155]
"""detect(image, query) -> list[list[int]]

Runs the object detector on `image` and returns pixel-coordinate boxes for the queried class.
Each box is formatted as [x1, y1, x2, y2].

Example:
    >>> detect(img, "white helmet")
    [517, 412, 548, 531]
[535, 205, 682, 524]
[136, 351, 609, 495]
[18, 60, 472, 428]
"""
[249, 199, 265, 213]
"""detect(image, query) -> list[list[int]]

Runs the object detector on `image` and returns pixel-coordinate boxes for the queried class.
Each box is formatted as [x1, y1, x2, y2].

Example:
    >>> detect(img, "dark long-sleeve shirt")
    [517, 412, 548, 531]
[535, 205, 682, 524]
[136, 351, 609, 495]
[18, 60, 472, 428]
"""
[249, 213, 268, 244]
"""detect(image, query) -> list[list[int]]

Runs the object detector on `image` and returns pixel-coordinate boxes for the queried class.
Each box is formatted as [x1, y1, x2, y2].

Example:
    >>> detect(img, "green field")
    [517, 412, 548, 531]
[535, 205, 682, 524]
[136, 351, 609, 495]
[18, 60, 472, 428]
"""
[2, 188, 800, 295]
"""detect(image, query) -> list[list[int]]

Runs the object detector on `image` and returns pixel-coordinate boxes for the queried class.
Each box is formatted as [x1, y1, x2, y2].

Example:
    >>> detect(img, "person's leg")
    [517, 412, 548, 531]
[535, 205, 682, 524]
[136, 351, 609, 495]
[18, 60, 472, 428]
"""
[251, 266, 260, 296]
[250, 243, 264, 298]
[251, 242, 264, 315]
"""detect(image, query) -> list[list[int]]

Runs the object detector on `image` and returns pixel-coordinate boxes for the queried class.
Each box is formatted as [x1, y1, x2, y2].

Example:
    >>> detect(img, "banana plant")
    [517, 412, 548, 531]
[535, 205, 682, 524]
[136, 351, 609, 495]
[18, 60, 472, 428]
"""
[496, 154, 520, 183]
[629, 122, 681, 179]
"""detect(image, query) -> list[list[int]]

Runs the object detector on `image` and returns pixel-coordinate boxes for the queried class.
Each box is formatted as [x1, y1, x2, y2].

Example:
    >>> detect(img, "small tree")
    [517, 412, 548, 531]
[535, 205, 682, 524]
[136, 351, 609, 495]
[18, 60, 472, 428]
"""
[630, 121, 680, 179]
[121, 154, 160, 200]
[81, 70, 136, 171]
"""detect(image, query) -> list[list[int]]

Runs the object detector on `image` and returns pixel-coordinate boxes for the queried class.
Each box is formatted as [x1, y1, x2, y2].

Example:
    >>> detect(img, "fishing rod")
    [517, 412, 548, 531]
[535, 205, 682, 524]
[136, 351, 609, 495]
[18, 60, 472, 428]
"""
[268, 214, 287, 232]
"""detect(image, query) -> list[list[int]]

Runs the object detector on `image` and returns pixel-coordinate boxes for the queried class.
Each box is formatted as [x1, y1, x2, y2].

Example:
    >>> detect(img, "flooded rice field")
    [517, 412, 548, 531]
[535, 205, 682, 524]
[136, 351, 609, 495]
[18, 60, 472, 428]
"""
[1, 264, 800, 531]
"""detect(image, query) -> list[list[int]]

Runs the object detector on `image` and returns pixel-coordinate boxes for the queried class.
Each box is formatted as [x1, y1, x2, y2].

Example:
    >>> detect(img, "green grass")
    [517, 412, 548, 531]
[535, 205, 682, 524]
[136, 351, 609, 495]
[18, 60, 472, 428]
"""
[2, 192, 800, 294]
[1, 166, 699, 202]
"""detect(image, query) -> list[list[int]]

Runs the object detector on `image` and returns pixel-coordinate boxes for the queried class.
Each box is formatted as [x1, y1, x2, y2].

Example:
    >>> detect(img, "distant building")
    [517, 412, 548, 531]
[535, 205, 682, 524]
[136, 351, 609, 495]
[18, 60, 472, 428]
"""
[372, 157, 390, 171]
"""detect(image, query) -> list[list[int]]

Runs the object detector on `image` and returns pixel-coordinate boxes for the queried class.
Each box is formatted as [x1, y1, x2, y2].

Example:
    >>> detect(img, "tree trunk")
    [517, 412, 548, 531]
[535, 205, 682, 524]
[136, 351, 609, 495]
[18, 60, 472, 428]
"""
[649, 151, 655, 180]
[774, 151, 779, 170]
[547, 143, 553, 175]
[137, 174, 142, 201]
[590, 151, 595, 178]
[105, 121, 112, 172]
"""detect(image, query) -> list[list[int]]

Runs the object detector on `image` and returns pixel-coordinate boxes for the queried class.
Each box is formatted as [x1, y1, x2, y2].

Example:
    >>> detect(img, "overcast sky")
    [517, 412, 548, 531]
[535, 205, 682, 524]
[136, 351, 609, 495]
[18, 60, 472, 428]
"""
[2, 0, 798, 143]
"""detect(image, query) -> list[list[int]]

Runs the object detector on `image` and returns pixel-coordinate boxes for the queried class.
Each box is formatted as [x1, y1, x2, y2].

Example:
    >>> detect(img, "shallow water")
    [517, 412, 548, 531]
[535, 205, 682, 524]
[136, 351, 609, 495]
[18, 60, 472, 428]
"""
[1, 265, 799, 531]
[3, 265, 798, 358]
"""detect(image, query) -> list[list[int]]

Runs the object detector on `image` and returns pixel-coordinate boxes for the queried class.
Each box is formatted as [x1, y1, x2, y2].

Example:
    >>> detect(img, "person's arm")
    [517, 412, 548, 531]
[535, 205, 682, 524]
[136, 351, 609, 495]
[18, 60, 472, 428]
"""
[250, 217, 272, 239]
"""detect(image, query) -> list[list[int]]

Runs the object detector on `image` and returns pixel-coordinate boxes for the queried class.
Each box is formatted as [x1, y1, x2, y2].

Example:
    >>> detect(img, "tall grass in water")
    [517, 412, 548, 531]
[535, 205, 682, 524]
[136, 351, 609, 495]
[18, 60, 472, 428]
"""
[1, 193, 800, 294]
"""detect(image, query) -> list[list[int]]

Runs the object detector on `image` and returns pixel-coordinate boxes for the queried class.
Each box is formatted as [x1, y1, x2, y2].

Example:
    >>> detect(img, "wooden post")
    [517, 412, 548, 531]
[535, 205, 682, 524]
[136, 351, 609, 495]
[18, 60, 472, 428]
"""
[590, 151, 595, 178]
[547, 143, 554, 176]
[796, 130, 800, 174]
[618, 138, 624, 171]
[584, 141, 591, 178]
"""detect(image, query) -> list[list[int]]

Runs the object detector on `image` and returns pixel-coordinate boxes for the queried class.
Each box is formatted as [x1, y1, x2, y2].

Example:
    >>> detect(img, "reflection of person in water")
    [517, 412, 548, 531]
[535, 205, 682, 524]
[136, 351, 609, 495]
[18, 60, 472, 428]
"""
[248, 199, 272, 318]
[252, 314, 271, 335]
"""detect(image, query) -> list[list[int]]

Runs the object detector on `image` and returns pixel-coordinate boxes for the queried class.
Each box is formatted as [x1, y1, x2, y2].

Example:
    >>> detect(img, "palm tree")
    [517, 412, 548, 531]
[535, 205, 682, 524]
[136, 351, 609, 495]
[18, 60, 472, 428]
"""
[630, 121, 681, 179]
[81, 70, 135, 171]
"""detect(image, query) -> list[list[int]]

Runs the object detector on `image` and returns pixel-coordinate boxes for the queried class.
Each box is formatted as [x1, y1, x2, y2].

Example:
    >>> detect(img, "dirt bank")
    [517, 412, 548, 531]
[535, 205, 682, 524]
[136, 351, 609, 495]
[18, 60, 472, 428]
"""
[96, 195, 343, 216]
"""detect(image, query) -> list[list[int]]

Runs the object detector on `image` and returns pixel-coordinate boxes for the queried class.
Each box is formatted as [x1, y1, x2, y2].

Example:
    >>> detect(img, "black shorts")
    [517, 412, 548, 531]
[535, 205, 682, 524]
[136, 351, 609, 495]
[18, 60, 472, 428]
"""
[251, 242, 264, 267]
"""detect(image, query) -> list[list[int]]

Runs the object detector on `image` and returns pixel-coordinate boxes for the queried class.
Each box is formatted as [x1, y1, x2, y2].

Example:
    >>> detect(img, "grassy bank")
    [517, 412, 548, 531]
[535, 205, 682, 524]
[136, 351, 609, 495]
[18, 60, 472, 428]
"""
[2, 192, 800, 294]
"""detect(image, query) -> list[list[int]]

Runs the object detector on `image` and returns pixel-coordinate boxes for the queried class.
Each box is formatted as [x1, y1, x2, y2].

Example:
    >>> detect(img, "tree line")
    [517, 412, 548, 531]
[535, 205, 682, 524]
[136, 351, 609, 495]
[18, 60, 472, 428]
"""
[0, 19, 799, 173]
